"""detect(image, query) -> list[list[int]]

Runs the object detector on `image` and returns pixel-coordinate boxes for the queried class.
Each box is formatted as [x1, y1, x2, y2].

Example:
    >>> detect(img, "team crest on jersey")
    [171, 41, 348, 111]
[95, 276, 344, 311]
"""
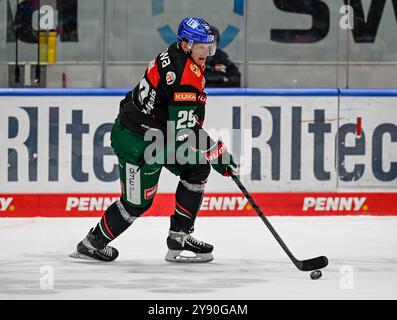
[166, 71, 176, 85]
[190, 64, 201, 77]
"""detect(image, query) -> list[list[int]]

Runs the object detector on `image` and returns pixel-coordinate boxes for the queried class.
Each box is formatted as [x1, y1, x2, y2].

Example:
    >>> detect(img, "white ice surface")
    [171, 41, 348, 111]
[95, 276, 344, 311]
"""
[0, 216, 396, 300]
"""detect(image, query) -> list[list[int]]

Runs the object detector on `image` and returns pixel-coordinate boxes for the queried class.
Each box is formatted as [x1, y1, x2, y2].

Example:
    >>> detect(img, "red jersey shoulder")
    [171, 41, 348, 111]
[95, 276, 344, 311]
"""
[146, 45, 178, 89]
[146, 58, 160, 88]
[181, 58, 205, 92]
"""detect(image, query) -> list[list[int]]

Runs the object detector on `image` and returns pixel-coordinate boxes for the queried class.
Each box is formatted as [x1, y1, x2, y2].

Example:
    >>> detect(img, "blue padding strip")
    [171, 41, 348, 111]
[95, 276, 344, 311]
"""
[339, 89, 397, 97]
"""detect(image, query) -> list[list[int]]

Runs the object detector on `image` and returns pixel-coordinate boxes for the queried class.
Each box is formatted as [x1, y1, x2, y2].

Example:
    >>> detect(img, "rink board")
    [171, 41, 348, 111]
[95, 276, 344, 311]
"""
[1, 88, 396, 217]
[1, 192, 397, 217]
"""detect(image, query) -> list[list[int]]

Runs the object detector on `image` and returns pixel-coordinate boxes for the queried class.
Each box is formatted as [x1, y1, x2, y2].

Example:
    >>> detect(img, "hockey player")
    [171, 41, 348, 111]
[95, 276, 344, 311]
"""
[70, 17, 238, 263]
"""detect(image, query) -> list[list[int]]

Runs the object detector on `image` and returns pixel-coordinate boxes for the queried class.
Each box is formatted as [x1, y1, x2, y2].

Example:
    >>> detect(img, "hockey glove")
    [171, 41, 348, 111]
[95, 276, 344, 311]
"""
[201, 140, 238, 176]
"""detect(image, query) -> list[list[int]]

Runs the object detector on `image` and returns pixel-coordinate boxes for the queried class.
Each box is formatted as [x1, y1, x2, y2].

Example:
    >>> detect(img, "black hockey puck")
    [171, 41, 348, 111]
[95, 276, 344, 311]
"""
[310, 270, 322, 280]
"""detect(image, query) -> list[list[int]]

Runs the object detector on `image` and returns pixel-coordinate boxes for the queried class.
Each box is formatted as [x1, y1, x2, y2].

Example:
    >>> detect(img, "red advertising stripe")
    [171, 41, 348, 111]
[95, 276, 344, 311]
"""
[356, 117, 362, 136]
[1, 193, 397, 218]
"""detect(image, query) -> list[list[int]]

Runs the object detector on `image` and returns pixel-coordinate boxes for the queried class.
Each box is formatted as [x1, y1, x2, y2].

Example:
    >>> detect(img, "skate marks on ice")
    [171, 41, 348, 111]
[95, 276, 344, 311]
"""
[0, 252, 98, 297]
[1, 253, 397, 299]
[107, 258, 273, 294]
[0, 252, 275, 298]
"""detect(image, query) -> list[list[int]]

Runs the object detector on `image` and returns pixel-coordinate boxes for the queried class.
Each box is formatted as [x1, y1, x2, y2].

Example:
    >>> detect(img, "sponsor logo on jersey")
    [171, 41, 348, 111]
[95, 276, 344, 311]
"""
[302, 197, 367, 212]
[126, 163, 141, 205]
[144, 184, 158, 200]
[159, 49, 171, 68]
[0, 197, 14, 212]
[200, 196, 249, 211]
[66, 196, 119, 211]
[190, 63, 201, 77]
[174, 92, 197, 102]
[206, 143, 226, 161]
[198, 92, 207, 104]
[166, 71, 176, 85]
[142, 87, 157, 115]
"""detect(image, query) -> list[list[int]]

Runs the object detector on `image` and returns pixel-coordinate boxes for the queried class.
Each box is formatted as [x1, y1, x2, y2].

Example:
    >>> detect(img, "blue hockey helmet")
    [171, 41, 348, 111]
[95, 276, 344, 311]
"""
[177, 17, 216, 56]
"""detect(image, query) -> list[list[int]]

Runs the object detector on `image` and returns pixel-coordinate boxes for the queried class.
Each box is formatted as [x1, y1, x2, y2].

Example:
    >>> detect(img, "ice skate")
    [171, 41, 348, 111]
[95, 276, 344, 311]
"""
[70, 228, 119, 262]
[165, 230, 213, 263]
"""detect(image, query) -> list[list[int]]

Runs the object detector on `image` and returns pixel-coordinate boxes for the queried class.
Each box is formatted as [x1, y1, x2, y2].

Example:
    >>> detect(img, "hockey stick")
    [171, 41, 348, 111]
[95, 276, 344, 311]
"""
[229, 171, 328, 271]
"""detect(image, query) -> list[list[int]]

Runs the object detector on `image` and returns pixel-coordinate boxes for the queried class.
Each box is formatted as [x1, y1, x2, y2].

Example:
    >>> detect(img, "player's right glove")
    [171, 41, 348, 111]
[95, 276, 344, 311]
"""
[201, 140, 238, 176]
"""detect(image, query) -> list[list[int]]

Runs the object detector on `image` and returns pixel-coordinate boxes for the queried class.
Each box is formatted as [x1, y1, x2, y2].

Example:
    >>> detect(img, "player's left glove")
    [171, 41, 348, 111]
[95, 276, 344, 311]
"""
[201, 140, 238, 176]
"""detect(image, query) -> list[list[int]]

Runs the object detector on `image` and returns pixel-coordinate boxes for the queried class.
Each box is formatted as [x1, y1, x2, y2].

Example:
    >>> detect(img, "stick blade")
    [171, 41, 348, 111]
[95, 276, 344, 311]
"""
[300, 256, 328, 271]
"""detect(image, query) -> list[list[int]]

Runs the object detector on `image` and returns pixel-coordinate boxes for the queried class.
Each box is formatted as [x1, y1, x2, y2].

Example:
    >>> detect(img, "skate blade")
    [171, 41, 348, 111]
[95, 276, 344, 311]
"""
[69, 251, 97, 261]
[165, 250, 213, 263]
